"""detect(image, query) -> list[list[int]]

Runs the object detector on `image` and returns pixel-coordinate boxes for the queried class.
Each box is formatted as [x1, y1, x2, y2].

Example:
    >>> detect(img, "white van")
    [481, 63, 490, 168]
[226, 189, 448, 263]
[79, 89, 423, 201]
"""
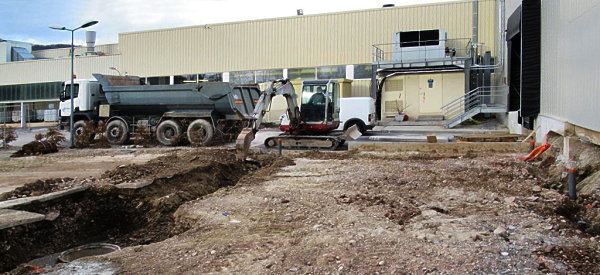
[338, 97, 376, 133]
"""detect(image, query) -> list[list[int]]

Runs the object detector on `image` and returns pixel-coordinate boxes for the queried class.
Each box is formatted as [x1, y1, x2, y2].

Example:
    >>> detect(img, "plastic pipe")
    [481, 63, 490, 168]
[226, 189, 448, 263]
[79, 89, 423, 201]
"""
[567, 168, 577, 200]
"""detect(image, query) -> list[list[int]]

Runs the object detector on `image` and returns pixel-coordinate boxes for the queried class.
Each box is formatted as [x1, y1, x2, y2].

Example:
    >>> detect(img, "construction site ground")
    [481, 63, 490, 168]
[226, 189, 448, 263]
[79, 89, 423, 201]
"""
[1, 143, 599, 274]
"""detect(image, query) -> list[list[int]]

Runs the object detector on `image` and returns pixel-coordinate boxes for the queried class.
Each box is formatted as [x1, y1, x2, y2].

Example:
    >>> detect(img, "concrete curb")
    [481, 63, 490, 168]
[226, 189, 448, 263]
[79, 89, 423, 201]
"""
[348, 141, 530, 154]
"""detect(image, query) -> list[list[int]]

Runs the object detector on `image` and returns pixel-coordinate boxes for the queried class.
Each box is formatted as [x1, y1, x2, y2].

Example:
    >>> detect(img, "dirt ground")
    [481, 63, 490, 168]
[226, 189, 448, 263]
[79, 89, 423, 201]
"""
[0, 148, 175, 195]
[3, 147, 600, 274]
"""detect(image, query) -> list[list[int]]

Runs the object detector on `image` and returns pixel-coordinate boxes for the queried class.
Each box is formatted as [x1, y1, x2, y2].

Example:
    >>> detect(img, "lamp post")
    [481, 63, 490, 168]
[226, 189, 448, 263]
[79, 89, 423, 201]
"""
[50, 20, 98, 147]
[109, 67, 122, 76]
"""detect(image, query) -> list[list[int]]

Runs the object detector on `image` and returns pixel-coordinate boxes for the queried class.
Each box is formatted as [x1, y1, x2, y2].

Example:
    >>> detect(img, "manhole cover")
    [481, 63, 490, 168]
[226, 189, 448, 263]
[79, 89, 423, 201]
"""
[58, 243, 121, 263]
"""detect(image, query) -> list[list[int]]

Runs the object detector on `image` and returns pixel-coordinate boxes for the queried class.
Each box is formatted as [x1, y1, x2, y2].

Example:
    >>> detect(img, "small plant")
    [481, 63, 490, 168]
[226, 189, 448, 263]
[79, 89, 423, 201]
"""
[0, 126, 17, 146]
[44, 127, 66, 145]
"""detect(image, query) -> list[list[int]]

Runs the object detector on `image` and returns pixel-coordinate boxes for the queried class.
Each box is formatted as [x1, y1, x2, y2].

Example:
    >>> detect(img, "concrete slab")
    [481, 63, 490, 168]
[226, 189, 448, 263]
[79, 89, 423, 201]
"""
[115, 180, 153, 189]
[368, 135, 449, 143]
[348, 141, 530, 154]
[0, 185, 90, 209]
[373, 125, 509, 134]
[0, 209, 45, 230]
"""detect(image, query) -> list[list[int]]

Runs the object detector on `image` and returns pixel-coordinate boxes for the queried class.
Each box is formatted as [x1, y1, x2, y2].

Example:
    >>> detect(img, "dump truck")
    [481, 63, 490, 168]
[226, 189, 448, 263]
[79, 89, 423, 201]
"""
[59, 74, 260, 146]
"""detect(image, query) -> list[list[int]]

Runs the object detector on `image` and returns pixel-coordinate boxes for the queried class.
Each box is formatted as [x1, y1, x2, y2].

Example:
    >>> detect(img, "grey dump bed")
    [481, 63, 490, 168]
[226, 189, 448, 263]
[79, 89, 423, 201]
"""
[93, 74, 259, 120]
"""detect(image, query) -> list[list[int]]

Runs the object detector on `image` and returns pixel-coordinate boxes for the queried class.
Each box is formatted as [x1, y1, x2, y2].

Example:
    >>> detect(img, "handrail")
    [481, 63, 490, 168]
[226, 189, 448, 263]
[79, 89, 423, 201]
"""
[442, 85, 508, 121]
[442, 85, 507, 111]
[372, 38, 474, 64]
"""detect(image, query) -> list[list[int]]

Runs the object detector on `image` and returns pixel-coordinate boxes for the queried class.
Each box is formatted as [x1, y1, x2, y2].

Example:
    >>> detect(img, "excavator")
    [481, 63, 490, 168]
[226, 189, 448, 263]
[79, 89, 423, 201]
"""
[235, 79, 362, 160]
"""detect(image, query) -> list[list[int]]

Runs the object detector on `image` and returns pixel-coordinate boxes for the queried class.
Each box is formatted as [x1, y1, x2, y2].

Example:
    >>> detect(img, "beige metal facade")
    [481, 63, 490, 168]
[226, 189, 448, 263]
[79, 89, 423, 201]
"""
[0, 55, 120, 85]
[119, 0, 497, 77]
[540, 0, 600, 132]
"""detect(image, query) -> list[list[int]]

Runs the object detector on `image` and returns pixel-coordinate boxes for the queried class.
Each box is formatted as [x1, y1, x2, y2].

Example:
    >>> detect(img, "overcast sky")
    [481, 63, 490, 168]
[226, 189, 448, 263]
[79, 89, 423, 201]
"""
[0, 0, 459, 46]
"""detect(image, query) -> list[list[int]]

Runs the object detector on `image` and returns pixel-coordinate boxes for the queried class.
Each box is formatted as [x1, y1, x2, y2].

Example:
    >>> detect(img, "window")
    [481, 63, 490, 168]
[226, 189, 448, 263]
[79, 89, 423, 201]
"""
[288, 68, 316, 80]
[398, 29, 440, 47]
[174, 74, 197, 84]
[353, 64, 373, 79]
[61, 84, 79, 100]
[147, 76, 169, 85]
[199, 73, 222, 82]
[0, 82, 61, 101]
[255, 69, 283, 83]
[317, 66, 345, 79]
[229, 71, 255, 84]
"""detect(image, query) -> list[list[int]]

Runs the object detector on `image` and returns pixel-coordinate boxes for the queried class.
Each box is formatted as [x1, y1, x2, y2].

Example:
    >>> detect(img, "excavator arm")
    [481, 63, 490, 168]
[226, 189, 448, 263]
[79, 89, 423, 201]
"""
[236, 79, 299, 160]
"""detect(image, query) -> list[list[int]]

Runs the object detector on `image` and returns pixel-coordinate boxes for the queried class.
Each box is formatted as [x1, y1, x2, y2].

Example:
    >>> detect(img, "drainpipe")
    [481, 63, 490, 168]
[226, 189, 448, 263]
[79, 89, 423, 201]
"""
[470, 0, 505, 76]
[472, 0, 479, 64]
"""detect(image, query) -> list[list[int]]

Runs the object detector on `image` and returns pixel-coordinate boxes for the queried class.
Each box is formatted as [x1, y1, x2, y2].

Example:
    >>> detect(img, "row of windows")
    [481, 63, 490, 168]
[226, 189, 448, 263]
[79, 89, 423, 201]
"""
[0, 65, 374, 101]
[0, 82, 62, 102]
[229, 64, 373, 84]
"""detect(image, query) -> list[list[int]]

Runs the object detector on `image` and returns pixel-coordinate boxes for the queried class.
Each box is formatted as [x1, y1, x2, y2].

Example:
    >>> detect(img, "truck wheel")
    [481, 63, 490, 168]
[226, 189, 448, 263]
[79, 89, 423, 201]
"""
[187, 119, 214, 146]
[73, 120, 95, 143]
[156, 120, 182, 146]
[344, 120, 366, 134]
[106, 120, 129, 145]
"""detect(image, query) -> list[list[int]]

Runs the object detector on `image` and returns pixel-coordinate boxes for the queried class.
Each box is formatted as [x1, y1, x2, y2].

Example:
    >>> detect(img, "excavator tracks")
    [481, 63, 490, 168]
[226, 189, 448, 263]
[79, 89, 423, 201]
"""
[264, 135, 340, 151]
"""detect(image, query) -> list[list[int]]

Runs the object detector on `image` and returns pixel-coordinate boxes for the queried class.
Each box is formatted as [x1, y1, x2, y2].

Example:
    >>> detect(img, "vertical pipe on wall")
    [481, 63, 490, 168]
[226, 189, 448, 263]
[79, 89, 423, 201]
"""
[472, 0, 479, 63]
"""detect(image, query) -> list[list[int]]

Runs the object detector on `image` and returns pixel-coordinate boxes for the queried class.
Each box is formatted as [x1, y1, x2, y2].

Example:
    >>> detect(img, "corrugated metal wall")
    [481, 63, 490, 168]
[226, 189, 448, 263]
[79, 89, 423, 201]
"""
[120, 0, 497, 77]
[540, 0, 600, 131]
[0, 55, 120, 85]
[32, 44, 120, 59]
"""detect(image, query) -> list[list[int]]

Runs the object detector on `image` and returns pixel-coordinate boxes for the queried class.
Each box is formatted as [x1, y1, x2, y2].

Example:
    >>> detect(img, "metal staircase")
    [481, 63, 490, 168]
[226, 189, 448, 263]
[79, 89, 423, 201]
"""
[442, 86, 508, 128]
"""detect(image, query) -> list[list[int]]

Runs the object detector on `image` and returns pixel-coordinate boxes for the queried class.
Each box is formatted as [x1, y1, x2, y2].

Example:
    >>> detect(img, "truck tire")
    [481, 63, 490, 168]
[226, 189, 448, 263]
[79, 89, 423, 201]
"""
[156, 120, 182, 146]
[187, 119, 214, 146]
[344, 120, 366, 134]
[73, 120, 95, 143]
[106, 120, 129, 145]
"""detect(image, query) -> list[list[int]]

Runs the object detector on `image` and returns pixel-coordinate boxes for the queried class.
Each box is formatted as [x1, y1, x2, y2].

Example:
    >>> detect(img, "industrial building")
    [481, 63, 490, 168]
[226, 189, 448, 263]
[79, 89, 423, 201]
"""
[0, 0, 598, 145]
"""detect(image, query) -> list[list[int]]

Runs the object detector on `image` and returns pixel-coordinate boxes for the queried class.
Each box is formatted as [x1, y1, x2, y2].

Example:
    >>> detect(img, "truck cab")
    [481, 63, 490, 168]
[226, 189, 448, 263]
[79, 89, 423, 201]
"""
[59, 78, 103, 125]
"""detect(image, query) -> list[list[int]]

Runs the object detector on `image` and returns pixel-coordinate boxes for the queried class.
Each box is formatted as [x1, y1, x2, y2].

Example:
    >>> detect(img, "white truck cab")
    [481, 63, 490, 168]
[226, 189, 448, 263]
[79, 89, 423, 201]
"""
[59, 78, 101, 122]
[337, 97, 376, 133]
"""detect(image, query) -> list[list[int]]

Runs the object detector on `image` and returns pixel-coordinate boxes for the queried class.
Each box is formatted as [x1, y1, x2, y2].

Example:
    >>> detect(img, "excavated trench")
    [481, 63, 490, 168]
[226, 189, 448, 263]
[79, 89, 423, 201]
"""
[0, 149, 285, 272]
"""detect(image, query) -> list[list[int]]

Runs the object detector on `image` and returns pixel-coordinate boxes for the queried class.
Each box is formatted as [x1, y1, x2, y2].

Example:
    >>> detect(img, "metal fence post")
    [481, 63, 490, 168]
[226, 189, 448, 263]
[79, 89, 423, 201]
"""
[20, 102, 26, 128]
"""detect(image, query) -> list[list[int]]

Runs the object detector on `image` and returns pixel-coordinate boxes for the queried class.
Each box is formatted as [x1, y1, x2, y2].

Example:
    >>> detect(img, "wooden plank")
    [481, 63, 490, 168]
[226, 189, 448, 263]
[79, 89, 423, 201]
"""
[0, 209, 45, 230]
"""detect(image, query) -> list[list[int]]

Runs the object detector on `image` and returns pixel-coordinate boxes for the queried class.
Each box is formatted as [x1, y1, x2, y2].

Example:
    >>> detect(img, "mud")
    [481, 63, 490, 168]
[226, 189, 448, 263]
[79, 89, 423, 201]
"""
[0, 149, 284, 272]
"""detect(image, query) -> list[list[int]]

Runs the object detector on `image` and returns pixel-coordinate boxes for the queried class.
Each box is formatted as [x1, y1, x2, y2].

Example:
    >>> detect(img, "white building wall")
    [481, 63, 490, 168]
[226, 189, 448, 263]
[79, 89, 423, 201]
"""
[539, 0, 600, 134]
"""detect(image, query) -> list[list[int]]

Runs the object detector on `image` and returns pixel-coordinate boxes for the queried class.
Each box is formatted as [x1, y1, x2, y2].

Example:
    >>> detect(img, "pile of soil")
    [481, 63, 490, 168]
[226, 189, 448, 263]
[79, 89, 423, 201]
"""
[10, 141, 58, 157]
[0, 178, 74, 201]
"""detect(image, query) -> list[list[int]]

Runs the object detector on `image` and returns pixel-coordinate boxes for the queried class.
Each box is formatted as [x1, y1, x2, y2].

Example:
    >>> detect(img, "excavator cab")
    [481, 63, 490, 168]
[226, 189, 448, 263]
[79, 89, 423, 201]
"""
[297, 80, 340, 131]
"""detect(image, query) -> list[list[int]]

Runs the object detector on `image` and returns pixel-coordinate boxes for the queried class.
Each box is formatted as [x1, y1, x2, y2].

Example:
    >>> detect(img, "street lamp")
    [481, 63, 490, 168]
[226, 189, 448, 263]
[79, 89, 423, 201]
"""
[50, 20, 98, 147]
[109, 67, 122, 76]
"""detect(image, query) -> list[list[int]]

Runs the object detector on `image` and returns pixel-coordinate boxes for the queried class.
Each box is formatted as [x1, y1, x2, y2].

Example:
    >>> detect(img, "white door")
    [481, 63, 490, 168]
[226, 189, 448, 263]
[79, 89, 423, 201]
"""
[418, 74, 443, 114]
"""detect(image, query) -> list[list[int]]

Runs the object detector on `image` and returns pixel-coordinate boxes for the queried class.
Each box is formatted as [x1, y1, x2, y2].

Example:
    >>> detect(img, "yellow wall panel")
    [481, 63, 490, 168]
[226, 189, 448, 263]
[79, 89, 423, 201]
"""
[119, 0, 497, 77]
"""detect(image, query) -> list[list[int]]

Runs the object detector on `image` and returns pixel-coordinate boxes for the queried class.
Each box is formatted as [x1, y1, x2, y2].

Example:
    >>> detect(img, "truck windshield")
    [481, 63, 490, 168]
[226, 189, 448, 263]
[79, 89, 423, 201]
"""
[61, 84, 79, 100]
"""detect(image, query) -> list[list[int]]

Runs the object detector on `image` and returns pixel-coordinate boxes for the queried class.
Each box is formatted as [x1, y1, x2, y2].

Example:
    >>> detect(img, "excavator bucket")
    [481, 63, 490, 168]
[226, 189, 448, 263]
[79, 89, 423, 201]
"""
[235, 127, 255, 161]
[341, 124, 362, 141]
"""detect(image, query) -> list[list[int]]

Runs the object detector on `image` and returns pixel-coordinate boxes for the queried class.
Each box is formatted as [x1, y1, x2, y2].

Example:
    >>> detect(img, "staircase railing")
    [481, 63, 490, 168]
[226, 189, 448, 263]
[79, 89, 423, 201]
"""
[442, 86, 508, 126]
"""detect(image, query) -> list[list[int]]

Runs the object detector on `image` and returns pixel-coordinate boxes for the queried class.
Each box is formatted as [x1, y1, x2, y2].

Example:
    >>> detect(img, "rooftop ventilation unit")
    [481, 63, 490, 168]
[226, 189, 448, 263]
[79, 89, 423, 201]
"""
[392, 29, 447, 62]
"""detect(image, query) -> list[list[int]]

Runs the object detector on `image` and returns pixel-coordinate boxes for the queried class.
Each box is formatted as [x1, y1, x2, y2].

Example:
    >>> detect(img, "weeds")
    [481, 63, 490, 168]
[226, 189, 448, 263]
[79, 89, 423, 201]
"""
[0, 126, 17, 146]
